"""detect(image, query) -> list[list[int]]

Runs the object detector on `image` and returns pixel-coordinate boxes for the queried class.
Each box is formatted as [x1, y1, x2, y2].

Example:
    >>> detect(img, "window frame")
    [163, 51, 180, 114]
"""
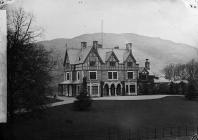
[89, 61, 96, 67]
[108, 71, 118, 80]
[109, 61, 116, 67]
[89, 71, 97, 80]
[127, 62, 133, 67]
[66, 72, 70, 81]
[127, 71, 134, 80]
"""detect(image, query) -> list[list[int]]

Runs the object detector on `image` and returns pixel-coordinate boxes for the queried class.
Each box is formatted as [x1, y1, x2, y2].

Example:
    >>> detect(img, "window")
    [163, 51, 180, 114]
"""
[141, 75, 147, 80]
[89, 71, 97, 80]
[92, 86, 99, 96]
[77, 71, 80, 80]
[128, 71, 133, 79]
[108, 71, 118, 80]
[127, 62, 132, 67]
[130, 85, 135, 93]
[113, 72, 117, 79]
[90, 61, 96, 66]
[108, 72, 112, 79]
[110, 61, 116, 67]
[66, 72, 70, 80]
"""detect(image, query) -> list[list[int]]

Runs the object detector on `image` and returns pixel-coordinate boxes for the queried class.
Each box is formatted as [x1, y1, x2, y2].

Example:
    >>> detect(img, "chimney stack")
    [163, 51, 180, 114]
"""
[93, 41, 98, 49]
[81, 42, 87, 49]
[126, 43, 132, 51]
[145, 59, 150, 70]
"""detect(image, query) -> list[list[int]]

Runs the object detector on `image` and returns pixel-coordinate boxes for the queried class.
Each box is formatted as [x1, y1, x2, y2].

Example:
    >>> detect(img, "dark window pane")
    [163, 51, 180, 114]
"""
[130, 85, 135, 93]
[77, 72, 80, 80]
[128, 72, 133, 79]
[113, 72, 117, 79]
[110, 61, 116, 67]
[127, 62, 132, 67]
[67, 73, 70, 80]
[90, 72, 96, 79]
[142, 75, 146, 80]
[90, 61, 96, 66]
[108, 72, 112, 79]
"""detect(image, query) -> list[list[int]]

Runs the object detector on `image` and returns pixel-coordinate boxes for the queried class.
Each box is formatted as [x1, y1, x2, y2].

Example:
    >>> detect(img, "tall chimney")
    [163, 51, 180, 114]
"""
[145, 59, 150, 70]
[126, 43, 132, 51]
[93, 41, 98, 49]
[81, 42, 87, 49]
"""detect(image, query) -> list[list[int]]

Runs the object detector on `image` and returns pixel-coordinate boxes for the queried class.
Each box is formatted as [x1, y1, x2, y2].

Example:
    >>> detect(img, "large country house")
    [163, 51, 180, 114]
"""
[58, 41, 155, 97]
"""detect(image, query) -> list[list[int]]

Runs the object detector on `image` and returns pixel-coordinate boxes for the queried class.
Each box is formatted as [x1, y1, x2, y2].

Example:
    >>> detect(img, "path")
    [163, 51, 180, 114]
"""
[49, 95, 183, 107]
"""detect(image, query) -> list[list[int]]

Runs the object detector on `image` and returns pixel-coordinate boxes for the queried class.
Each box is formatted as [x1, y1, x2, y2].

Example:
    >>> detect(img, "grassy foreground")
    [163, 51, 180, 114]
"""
[2, 96, 198, 140]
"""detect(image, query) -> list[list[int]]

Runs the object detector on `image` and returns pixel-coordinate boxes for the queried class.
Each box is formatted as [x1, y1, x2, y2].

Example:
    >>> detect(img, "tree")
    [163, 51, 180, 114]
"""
[163, 59, 198, 99]
[7, 8, 55, 120]
[73, 77, 92, 110]
[162, 64, 175, 80]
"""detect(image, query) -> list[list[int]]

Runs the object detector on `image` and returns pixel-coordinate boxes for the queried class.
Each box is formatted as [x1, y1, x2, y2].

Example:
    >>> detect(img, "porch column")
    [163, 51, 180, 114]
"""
[135, 83, 138, 95]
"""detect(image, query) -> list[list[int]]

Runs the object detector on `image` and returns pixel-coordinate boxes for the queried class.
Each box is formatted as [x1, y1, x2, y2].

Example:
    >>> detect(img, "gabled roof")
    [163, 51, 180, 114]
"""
[139, 67, 155, 76]
[75, 46, 92, 64]
[105, 51, 119, 62]
[98, 48, 128, 63]
[123, 50, 136, 63]
[139, 67, 149, 74]
[64, 44, 138, 65]
[65, 48, 81, 65]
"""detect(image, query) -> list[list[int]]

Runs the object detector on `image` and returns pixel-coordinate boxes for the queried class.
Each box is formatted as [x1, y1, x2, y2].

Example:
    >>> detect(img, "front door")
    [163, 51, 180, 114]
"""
[111, 84, 115, 96]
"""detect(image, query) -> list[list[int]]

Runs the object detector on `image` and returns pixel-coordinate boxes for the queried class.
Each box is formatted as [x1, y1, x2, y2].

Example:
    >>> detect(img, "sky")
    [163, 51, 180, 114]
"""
[9, 0, 198, 47]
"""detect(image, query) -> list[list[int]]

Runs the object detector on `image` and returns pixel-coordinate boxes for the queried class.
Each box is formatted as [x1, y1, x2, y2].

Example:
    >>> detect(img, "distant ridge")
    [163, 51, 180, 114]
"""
[39, 33, 198, 74]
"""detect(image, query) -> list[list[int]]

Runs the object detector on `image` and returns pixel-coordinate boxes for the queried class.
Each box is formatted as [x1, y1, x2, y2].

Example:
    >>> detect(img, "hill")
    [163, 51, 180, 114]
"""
[39, 33, 198, 90]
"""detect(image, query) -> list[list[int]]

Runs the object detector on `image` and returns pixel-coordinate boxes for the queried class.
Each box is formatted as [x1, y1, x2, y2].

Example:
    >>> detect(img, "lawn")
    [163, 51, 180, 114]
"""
[2, 96, 198, 140]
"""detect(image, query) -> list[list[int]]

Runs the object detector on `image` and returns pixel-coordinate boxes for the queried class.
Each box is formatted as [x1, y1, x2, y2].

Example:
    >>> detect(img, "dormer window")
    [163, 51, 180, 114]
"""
[110, 61, 116, 67]
[127, 62, 133, 67]
[90, 61, 96, 66]
[66, 72, 70, 80]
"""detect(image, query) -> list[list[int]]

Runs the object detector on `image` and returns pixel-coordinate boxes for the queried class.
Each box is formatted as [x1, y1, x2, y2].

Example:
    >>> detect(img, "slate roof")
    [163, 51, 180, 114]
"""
[65, 45, 138, 65]
[139, 67, 155, 76]
[97, 48, 129, 63]
[67, 48, 81, 64]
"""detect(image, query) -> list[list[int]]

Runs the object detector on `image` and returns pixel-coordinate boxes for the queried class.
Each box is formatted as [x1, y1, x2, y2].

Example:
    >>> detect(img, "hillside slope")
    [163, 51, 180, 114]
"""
[40, 33, 198, 75]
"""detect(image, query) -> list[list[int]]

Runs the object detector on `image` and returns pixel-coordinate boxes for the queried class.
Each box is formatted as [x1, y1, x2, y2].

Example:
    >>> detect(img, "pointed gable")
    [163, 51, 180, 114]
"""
[63, 48, 81, 66]
[80, 46, 103, 65]
[139, 67, 149, 74]
[123, 51, 136, 63]
[105, 51, 119, 62]
[63, 49, 69, 67]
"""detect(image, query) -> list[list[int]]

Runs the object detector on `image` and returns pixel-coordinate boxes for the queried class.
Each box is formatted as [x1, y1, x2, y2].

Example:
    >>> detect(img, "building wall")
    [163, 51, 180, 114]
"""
[61, 47, 141, 96]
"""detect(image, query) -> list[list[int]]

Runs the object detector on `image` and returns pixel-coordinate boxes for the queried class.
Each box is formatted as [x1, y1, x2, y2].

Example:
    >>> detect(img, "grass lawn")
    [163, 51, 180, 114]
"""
[2, 96, 198, 140]
[44, 97, 63, 104]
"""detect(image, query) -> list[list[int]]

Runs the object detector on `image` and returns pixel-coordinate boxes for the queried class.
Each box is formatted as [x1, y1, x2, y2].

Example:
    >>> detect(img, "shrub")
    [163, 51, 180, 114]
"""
[73, 77, 92, 110]
[185, 80, 197, 100]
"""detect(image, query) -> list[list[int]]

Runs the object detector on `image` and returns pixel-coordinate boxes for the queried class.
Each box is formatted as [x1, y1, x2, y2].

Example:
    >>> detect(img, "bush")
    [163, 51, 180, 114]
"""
[73, 93, 92, 110]
[73, 77, 92, 110]
[185, 81, 197, 100]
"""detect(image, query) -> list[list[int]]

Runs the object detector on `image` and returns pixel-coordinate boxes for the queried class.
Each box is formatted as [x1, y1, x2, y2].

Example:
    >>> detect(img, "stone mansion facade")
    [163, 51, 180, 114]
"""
[58, 41, 154, 97]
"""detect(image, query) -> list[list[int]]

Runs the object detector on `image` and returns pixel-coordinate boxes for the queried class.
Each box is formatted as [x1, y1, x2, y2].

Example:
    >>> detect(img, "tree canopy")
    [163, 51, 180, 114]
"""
[7, 8, 55, 119]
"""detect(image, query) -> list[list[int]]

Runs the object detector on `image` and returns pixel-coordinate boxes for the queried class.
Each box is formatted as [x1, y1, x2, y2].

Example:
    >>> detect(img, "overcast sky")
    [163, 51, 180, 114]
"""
[11, 0, 198, 47]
